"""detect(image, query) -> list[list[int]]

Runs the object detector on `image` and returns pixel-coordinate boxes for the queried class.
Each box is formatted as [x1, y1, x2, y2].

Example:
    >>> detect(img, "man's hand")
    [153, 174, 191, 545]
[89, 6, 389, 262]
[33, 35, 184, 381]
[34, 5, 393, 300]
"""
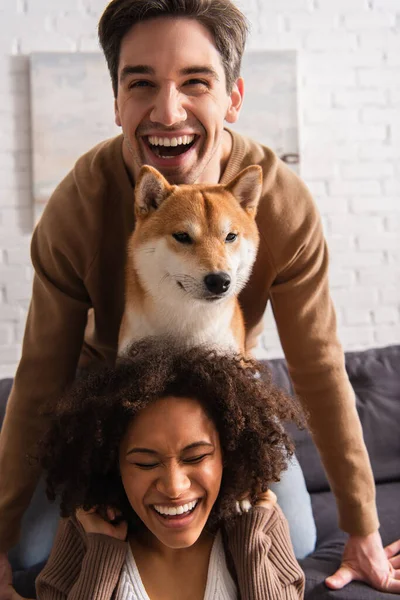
[0, 552, 28, 600]
[325, 531, 400, 593]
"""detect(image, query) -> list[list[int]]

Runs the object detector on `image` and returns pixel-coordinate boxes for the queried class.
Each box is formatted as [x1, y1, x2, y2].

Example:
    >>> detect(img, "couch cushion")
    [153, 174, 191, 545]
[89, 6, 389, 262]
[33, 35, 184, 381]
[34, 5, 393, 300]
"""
[300, 481, 400, 599]
[265, 345, 400, 493]
[346, 345, 400, 485]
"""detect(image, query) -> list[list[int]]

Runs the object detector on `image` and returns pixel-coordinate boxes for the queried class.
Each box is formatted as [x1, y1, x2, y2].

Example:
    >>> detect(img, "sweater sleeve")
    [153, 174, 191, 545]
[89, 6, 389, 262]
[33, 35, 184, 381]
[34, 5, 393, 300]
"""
[224, 506, 305, 600]
[260, 164, 378, 536]
[36, 518, 127, 600]
[0, 183, 93, 552]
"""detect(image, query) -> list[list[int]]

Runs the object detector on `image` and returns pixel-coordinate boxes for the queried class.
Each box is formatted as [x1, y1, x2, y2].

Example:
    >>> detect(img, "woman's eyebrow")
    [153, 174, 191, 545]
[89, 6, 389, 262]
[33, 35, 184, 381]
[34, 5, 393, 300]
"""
[182, 441, 214, 451]
[126, 441, 214, 456]
[126, 447, 157, 456]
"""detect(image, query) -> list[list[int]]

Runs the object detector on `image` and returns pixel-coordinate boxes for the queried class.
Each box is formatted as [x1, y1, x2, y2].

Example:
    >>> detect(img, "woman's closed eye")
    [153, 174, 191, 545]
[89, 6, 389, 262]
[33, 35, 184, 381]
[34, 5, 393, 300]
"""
[133, 462, 160, 469]
[132, 454, 211, 469]
[183, 454, 211, 463]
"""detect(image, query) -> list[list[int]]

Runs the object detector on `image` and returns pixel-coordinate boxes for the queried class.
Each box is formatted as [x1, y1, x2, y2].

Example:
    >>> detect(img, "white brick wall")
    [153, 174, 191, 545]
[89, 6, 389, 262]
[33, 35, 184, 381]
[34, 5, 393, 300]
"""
[0, 0, 399, 375]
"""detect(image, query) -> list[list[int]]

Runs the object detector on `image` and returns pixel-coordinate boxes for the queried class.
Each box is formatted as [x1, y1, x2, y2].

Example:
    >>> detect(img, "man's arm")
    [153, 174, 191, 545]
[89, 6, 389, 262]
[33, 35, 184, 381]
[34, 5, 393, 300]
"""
[259, 162, 399, 589]
[0, 193, 92, 553]
[263, 172, 377, 535]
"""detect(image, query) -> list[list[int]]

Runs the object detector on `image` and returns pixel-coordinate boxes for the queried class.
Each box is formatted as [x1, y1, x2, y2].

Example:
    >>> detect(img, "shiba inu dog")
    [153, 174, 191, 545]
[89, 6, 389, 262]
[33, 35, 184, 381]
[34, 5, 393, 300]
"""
[118, 164, 262, 354]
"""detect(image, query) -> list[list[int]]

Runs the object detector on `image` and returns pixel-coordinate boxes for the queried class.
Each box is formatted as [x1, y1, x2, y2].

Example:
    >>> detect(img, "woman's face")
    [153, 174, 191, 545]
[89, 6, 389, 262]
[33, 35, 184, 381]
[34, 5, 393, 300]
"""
[119, 396, 223, 549]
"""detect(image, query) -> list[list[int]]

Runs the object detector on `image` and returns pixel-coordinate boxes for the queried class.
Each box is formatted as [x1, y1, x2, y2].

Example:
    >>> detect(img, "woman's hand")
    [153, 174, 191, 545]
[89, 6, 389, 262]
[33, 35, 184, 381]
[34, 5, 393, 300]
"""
[76, 507, 128, 541]
[236, 489, 277, 513]
[254, 489, 277, 509]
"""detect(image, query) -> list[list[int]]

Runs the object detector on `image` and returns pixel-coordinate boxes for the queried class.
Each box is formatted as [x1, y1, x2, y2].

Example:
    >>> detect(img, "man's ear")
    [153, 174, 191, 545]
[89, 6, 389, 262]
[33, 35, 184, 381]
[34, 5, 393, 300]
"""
[115, 98, 121, 127]
[225, 165, 263, 217]
[135, 166, 171, 217]
[225, 77, 244, 124]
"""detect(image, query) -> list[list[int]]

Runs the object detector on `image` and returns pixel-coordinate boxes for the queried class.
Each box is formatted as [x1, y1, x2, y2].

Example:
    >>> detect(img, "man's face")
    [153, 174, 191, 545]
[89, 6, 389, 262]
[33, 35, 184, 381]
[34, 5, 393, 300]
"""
[114, 17, 243, 184]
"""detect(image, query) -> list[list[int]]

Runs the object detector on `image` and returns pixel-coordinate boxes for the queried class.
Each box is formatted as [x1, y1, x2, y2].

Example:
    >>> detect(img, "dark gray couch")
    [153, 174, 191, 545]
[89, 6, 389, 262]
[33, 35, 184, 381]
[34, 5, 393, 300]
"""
[267, 344, 400, 599]
[1, 344, 399, 598]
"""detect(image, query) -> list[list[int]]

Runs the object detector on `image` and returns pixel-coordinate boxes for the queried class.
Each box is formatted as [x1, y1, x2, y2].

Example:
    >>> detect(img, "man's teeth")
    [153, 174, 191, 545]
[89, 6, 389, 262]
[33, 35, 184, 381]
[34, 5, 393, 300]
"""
[148, 134, 195, 147]
[153, 500, 198, 516]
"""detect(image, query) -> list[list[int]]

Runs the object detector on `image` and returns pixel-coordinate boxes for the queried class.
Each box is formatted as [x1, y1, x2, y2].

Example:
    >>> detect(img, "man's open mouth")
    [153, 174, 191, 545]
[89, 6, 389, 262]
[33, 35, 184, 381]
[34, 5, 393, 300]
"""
[145, 134, 197, 158]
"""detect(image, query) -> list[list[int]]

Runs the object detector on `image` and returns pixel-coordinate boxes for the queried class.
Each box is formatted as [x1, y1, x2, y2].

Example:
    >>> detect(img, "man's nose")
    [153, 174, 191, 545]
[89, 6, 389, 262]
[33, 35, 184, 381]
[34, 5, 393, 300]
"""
[150, 85, 187, 126]
[156, 464, 191, 497]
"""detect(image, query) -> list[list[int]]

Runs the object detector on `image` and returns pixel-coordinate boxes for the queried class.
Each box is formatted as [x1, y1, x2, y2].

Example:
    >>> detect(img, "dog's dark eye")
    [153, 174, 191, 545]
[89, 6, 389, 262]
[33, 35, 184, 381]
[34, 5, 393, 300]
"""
[225, 232, 237, 243]
[172, 232, 192, 244]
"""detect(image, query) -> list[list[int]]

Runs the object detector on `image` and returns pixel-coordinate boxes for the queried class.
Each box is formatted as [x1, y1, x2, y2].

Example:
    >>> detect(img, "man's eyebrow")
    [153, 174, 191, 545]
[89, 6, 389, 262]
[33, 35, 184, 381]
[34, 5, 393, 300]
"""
[119, 64, 155, 82]
[119, 64, 219, 84]
[126, 441, 214, 456]
[180, 66, 220, 81]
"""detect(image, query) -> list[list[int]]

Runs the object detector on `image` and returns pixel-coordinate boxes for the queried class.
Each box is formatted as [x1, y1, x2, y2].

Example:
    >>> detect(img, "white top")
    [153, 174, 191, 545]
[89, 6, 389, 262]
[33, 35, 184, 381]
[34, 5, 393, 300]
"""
[115, 531, 238, 600]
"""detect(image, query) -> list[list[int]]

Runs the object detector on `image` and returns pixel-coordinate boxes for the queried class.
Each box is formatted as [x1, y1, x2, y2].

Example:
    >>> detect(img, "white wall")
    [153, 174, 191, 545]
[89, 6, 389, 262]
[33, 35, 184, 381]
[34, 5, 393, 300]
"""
[0, 0, 399, 375]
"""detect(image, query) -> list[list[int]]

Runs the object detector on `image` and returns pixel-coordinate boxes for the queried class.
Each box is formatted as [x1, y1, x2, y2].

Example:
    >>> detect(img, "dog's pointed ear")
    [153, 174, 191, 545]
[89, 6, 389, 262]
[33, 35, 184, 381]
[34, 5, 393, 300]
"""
[225, 165, 263, 217]
[135, 166, 171, 217]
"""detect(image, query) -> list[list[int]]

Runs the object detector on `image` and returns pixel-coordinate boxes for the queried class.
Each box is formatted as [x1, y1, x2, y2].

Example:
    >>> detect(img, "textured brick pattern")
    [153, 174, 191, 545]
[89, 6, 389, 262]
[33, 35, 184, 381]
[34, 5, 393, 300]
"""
[0, 0, 399, 374]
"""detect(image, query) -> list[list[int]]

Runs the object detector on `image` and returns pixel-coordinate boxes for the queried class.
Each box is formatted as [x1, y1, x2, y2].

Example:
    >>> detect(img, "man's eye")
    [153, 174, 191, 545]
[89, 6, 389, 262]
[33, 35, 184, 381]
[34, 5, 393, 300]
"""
[173, 232, 192, 244]
[225, 232, 237, 243]
[184, 79, 209, 88]
[184, 454, 209, 464]
[129, 80, 152, 89]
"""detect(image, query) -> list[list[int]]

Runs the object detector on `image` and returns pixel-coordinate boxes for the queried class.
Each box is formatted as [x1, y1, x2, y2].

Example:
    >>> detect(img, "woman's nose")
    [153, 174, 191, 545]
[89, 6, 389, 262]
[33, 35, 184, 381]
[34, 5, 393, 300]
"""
[156, 464, 191, 498]
[150, 85, 187, 126]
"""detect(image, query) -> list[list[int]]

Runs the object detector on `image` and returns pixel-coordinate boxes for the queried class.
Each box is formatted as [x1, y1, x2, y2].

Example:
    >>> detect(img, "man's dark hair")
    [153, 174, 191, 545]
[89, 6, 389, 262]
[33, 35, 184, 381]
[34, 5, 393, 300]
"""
[98, 0, 249, 96]
[38, 338, 304, 530]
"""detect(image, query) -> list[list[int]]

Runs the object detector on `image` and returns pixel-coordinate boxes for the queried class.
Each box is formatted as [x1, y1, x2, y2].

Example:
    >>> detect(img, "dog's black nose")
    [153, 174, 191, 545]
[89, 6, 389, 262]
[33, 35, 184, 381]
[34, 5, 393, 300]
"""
[204, 272, 231, 295]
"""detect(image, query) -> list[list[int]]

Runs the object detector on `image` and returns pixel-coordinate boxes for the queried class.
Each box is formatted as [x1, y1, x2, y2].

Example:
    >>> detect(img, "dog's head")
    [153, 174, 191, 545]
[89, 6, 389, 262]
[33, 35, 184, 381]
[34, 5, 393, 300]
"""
[129, 165, 262, 304]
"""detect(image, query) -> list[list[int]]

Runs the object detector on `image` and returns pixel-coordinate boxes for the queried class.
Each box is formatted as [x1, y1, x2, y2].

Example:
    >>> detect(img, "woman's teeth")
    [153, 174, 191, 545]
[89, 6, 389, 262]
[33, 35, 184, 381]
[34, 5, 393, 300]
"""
[153, 500, 198, 516]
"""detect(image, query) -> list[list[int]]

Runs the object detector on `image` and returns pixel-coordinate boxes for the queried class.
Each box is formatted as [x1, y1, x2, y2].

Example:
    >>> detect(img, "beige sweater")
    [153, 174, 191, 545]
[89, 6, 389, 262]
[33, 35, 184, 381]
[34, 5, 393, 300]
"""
[0, 130, 378, 551]
[36, 506, 305, 600]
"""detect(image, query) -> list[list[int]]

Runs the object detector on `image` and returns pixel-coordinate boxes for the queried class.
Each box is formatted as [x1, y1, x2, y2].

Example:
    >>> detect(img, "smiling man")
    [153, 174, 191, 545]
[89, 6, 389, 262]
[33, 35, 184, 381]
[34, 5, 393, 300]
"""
[115, 17, 241, 185]
[0, 0, 399, 597]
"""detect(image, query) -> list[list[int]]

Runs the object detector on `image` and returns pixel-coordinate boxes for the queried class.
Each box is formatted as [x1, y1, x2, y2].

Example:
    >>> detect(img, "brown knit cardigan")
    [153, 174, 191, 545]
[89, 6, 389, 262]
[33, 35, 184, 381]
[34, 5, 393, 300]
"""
[36, 505, 304, 600]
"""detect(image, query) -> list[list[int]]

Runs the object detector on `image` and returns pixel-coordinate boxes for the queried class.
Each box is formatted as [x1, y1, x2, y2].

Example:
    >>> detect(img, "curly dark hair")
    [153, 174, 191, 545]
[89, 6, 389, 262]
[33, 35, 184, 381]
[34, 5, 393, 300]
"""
[38, 339, 304, 530]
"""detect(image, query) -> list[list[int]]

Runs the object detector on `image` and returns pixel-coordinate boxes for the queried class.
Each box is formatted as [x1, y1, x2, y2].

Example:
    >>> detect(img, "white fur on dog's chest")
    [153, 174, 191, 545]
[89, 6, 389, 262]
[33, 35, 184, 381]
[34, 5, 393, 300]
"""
[119, 300, 239, 353]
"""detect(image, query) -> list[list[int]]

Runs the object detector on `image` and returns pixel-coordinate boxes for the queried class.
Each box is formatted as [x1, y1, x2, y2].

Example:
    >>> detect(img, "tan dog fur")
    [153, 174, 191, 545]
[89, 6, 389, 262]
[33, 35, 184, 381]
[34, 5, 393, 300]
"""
[118, 165, 262, 354]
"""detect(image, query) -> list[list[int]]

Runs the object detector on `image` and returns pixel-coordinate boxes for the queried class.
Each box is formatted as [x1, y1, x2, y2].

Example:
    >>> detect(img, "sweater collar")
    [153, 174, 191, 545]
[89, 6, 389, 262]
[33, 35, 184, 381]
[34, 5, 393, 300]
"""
[220, 128, 247, 185]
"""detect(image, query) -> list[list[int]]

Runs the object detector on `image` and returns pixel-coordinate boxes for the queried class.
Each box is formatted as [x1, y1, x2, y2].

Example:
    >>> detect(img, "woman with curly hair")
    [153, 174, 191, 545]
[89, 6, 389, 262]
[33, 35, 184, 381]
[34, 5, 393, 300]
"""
[36, 339, 305, 600]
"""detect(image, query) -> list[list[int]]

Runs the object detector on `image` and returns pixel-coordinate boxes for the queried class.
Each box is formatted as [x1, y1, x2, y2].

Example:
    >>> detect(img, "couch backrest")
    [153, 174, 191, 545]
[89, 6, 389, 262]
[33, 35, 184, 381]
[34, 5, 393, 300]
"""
[0, 378, 13, 428]
[264, 345, 400, 493]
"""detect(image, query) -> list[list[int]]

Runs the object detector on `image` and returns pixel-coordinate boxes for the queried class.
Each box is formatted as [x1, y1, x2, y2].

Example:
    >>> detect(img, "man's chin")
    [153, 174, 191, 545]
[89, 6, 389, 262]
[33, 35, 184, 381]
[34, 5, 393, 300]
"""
[141, 157, 202, 185]
[136, 137, 208, 183]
